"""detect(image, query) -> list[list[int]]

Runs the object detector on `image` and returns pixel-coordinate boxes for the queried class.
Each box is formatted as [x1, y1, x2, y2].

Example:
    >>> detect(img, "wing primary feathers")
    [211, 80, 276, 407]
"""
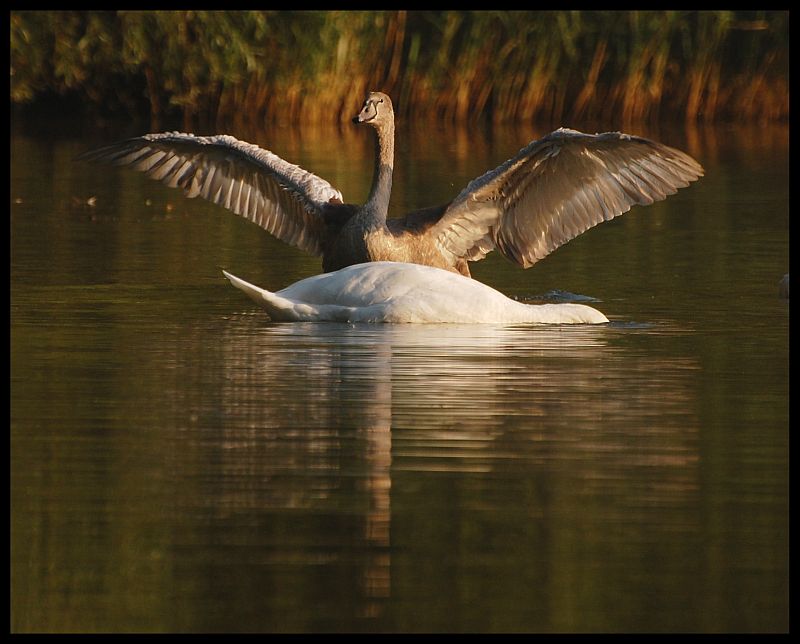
[431, 128, 703, 268]
[78, 132, 349, 257]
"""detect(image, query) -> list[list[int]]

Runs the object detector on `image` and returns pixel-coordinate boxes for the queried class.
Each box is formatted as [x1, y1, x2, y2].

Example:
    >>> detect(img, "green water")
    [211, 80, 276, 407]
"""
[10, 118, 788, 633]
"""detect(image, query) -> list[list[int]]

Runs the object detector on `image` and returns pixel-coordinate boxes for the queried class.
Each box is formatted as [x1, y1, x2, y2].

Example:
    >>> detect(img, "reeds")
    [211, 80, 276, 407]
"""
[11, 10, 788, 130]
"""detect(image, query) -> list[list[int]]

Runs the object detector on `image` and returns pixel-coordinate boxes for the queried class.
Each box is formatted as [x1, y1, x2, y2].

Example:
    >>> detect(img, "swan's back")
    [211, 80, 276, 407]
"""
[279, 261, 488, 304]
[225, 262, 608, 324]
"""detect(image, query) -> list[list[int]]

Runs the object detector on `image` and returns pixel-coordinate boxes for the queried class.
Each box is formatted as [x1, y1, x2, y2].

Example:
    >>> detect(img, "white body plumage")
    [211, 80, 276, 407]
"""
[223, 261, 608, 325]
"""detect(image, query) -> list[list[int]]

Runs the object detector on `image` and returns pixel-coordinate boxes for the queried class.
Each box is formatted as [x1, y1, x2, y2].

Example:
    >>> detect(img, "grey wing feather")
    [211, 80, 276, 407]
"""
[78, 132, 344, 256]
[432, 128, 704, 268]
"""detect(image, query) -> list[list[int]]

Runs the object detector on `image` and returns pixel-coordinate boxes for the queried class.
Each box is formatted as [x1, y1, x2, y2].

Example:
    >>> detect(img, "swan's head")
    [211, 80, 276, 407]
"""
[353, 91, 394, 127]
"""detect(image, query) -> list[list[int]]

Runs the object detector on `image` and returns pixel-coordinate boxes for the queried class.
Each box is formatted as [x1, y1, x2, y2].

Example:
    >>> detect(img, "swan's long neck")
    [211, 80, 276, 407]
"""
[364, 119, 394, 229]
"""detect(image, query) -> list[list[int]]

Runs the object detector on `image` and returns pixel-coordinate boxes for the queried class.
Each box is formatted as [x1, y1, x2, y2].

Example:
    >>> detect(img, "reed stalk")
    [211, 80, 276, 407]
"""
[10, 10, 788, 129]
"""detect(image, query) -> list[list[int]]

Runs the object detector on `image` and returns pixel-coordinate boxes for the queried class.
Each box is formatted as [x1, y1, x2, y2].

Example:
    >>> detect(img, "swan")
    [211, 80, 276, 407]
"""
[79, 91, 703, 277]
[222, 261, 609, 324]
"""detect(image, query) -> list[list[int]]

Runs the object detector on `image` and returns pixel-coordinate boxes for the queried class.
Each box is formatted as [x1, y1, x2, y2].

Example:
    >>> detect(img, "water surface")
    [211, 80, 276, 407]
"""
[10, 118, 788, 633]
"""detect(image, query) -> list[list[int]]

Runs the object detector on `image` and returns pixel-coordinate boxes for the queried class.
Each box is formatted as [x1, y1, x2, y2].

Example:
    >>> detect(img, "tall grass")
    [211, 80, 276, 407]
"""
[10, 10, 788, 130]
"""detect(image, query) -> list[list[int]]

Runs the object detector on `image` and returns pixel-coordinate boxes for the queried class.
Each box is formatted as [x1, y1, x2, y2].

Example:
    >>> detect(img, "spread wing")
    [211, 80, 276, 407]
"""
[78, 132, 345, 256]
[429, 128, 704, 268]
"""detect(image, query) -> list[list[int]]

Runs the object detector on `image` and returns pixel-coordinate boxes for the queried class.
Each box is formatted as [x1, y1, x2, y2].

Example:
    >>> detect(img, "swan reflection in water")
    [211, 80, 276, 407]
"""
[165, 314, 700, 618]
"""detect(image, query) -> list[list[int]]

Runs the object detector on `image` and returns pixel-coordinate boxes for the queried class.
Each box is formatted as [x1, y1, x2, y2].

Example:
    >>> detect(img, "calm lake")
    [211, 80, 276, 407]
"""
[10, 114, 788, 633]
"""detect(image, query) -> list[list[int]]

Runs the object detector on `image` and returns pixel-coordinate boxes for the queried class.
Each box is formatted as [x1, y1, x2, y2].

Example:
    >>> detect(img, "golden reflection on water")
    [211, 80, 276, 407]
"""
[10, 120, 788, 632]
[195, 315, 703, 618]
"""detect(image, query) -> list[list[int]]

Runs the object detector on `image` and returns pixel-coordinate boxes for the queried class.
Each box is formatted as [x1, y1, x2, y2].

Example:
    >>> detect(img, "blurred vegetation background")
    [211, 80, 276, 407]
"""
[10, 10, 789, 132]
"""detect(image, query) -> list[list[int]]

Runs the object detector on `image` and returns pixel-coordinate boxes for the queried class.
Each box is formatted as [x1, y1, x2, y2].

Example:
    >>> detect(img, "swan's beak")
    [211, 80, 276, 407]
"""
[354, 101, 378, 124]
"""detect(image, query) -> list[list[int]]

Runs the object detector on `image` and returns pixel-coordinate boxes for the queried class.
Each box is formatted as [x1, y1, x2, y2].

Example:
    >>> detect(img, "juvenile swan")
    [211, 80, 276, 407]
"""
[223, 261, 609, 324]
[80, 91, 704, 277]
